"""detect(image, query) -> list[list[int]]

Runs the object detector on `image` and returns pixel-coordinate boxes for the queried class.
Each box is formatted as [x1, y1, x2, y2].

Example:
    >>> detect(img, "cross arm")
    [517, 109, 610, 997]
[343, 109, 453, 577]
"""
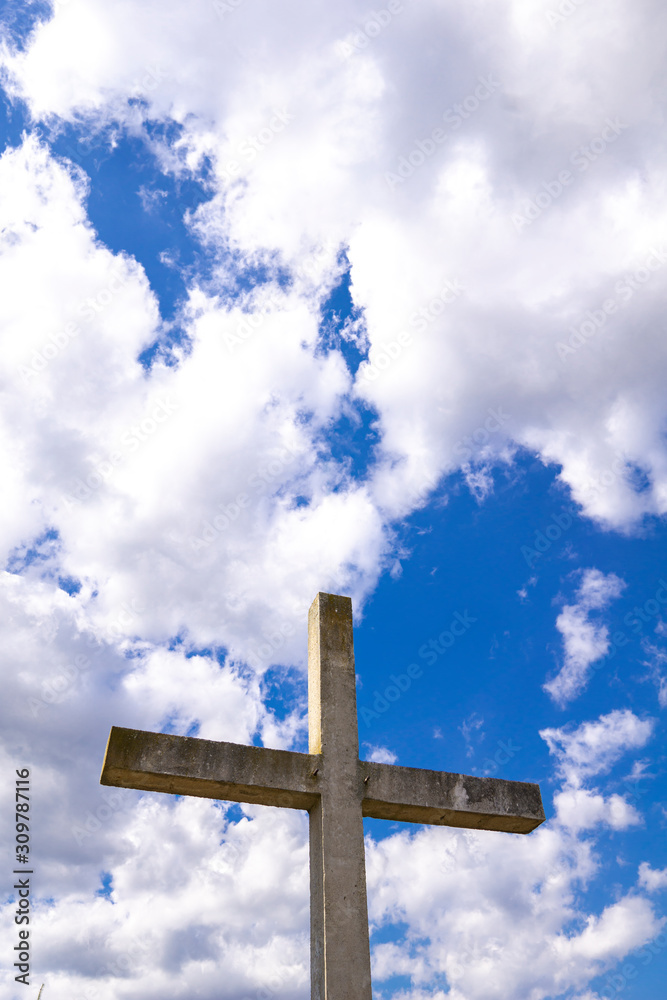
[100, 726, 322, 810]
[359, 760, 545, 834]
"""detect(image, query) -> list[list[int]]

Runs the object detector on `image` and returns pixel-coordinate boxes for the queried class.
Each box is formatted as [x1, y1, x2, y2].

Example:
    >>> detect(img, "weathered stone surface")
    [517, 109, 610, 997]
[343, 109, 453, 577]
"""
[101, 727, 321, 809]
[360, 760, 545, 833]
[101, 591, 546, 999]
[101, 727, 545, 832]
[308, 592, 373, 1000]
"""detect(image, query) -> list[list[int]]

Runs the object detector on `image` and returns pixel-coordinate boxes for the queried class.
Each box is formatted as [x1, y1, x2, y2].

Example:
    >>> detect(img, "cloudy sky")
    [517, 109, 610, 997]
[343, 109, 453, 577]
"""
[1, 0, 667, 997]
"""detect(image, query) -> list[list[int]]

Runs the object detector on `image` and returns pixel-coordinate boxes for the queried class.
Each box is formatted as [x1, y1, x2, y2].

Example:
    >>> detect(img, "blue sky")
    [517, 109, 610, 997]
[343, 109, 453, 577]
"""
[1, 1, 667, 999]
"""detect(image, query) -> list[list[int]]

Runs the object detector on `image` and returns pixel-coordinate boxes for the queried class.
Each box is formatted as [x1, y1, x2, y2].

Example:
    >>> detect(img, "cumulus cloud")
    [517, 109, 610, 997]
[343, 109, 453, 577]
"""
[365, 818, 663, 1000]
[0, 1, 666, 660]
[551, 894, 662, 970]
[0, 568, 310, 1000]
[0, 130, 390, 659]
[540, 708, 655, 787]
[638, 862, 667, 893]
[553, 788, 641, 832]
[3, 0, 667, 532]
[540, 709, 654, 834]
[1, 2, 667, 998]
[11, 798, 311, 1000]
[544, 569, 627, 705]
[359, 708, 662, 999]
[362, 743, 398, 764]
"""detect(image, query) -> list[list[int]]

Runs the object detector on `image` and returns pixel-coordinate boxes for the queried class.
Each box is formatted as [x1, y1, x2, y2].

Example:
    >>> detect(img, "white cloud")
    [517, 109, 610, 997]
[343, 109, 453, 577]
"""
[3, 566, 661, 1000]
[0, 3, 665, 666]
[541, 711, 649, 833]
[540, 708, 655, 788]
[553, 788, 641, 831]
[544, 569, 626, 705]
[0, 131, 391, 659]
[459, 712, 485, 757]
[0, 3, 667, 999]
[363, 743, 398, 764]
[577, 569, 627, 611]
[552, 894, 662, 967]
[0, 567, 311, 999]
[638, 862, 667, 893]
[16, 798, 311, 1000]
[3, 0, 667, 532]
[365, 818, 664, 1000]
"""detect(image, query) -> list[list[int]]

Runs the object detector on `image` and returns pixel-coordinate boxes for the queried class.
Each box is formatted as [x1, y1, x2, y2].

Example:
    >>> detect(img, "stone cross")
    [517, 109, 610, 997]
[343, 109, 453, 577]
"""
[101, 592, 545, 999]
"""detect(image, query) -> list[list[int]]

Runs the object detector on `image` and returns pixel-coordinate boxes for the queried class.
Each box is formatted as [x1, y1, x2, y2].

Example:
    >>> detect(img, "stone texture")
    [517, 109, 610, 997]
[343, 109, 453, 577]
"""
[101, 591, 546, 999]
[101, 727, 321, 809]
[360, 760, 544, 833]
[307, 592, 373, 1000]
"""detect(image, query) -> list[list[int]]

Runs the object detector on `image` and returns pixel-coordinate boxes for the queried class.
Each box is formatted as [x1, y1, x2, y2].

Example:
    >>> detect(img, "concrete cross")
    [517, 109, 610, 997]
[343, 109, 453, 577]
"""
[101, 592, 545, 999]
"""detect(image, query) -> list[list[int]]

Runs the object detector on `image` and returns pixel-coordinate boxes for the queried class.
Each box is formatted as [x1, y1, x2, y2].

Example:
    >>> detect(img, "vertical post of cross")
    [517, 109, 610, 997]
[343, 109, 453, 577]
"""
[308, 592, 373, 1000]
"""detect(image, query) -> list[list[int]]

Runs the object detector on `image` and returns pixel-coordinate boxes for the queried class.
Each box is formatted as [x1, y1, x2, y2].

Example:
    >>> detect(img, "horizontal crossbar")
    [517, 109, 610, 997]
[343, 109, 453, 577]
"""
[101, 728, 545, 833]
[101, 727, 321, 810]
[360, 760, 545, 834]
